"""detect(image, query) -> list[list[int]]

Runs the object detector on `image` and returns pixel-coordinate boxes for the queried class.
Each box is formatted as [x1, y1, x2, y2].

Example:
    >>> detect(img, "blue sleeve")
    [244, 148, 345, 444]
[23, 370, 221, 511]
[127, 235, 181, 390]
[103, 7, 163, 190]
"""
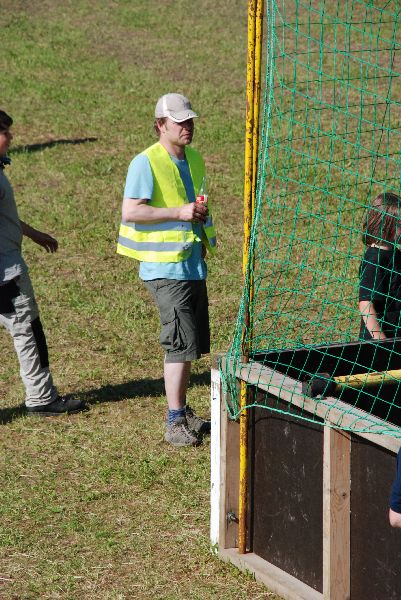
[124, 154, 153, 200]
[389, 449, 401, 512]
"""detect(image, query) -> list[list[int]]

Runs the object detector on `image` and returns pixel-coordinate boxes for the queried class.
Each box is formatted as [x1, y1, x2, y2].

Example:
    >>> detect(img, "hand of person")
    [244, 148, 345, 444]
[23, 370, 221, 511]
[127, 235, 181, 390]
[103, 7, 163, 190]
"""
[25, 227, 58, 252]
[30, 230, 58, 253]
[20, 220, 58, 252]
[179, 202, 208, 224]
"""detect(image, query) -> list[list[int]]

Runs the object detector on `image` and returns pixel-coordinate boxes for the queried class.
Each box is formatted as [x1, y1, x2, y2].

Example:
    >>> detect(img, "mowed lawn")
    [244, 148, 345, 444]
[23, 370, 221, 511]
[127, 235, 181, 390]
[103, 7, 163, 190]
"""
[0, 1, 282, 599]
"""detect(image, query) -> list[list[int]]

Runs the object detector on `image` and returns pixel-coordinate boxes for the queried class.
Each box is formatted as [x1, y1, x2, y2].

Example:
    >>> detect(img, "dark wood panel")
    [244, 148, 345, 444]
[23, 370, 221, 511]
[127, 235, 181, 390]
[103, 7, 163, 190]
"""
[248, 399, 324, 592]
[351, 436, 401, 600]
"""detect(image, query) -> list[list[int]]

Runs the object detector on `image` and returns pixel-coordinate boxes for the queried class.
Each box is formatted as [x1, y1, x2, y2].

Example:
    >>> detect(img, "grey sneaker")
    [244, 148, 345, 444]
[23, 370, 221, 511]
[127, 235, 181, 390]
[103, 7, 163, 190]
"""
[165, 417, 201, 447]
[186, 405, 211, 435]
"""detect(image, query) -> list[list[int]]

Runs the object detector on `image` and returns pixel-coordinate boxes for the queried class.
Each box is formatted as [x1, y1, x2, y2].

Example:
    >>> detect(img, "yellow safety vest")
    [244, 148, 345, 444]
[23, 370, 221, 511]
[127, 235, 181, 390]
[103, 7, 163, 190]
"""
[117, 142, 217, 263]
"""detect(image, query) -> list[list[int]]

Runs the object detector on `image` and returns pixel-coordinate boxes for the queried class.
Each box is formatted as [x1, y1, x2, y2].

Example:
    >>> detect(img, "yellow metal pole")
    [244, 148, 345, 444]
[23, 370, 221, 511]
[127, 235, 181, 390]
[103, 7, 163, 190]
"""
[249, 0, 264, 332]
[252, 0, 264, 215]
[239, 0, 264, 555]
[242, 0, 256, 281]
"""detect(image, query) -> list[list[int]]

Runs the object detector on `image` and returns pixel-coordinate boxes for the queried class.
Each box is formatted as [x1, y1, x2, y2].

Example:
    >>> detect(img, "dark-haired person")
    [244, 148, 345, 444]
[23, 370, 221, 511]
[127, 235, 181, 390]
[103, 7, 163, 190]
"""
[117, 93, 217, 447]
[0, 110, 85, 415]
[359, 192, 401, 340]
[359, 195, 401, 528]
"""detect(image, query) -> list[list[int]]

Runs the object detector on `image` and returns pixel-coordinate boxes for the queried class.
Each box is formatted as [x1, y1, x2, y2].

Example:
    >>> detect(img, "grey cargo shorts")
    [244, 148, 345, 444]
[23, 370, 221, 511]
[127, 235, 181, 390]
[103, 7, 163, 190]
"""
[144, 278, 210, 363]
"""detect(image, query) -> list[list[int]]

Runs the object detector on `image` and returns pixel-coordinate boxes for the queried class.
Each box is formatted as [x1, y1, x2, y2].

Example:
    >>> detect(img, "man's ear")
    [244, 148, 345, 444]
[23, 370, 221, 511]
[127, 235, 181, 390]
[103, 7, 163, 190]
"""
[154, 117, 168, 137]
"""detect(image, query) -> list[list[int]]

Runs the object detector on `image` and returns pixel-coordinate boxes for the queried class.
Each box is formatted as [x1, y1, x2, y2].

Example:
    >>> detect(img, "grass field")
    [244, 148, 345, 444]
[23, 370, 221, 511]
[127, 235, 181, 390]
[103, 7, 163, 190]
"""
[0, 1, 283, 599]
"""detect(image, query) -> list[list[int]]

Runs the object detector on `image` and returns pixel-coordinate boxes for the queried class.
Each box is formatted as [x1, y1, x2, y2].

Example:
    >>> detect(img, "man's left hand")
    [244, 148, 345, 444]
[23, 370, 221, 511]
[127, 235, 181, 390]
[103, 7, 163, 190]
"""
[21, 220, 59, 253]
[31, 230, 59, 253]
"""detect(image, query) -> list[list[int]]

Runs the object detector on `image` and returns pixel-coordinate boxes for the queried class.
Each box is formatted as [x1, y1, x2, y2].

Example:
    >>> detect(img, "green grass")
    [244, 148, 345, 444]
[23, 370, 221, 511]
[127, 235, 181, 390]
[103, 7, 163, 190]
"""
[0, 1, 282, 599]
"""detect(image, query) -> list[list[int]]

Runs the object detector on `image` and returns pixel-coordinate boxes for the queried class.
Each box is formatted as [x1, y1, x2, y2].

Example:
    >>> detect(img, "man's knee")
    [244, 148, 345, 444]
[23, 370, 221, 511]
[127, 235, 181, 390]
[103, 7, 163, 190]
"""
[12, 315, 50, 370]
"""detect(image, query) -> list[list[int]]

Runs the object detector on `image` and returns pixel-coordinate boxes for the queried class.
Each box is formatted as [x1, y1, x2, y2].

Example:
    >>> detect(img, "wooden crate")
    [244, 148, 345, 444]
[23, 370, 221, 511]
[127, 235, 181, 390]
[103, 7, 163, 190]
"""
[210, 349, 401, 600]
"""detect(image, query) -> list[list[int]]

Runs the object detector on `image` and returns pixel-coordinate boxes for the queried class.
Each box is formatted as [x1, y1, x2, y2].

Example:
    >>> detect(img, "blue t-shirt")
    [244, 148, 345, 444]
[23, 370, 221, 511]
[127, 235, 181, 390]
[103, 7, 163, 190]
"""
[124, 153, 207, 281]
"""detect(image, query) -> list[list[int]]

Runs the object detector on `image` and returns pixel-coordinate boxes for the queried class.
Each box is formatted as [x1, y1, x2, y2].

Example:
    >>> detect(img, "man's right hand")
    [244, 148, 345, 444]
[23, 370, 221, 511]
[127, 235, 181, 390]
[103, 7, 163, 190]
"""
[179, 202, 208, 224]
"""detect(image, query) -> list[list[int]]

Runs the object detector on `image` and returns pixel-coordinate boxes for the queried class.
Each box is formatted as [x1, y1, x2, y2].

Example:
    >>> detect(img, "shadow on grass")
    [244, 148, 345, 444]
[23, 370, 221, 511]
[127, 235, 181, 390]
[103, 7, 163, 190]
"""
[81, 370, 212, 405]
[10, 137, 97, 154]
[0, 370, 211, 424]
[0, 403, 26, 425]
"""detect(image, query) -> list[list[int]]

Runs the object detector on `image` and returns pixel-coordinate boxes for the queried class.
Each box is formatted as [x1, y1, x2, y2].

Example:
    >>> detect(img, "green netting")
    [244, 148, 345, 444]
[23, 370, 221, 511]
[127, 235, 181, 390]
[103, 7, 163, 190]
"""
[222, 0, 401, 437]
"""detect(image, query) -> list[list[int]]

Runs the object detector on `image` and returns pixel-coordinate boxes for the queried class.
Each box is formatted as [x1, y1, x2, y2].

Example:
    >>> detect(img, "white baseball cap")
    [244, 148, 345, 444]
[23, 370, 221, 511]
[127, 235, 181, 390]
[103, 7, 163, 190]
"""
[155, 93, 198, 123]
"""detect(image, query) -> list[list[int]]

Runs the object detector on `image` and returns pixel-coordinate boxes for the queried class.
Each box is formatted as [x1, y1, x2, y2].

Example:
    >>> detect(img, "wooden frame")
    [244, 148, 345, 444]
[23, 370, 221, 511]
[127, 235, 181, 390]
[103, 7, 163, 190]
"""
[210, 358, 401, 600]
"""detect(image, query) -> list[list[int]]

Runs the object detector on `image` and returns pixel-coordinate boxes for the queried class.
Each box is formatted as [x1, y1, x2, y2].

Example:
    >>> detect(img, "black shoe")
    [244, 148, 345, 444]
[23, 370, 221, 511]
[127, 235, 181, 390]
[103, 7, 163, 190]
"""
[26, 395, 87, 417]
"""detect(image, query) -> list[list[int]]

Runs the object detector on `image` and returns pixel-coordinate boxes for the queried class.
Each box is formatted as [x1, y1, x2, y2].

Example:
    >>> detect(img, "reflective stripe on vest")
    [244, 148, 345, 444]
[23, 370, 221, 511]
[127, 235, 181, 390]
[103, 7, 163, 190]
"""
[133, 220, 192, 232]
[116, 142, 217, 262]
[118, 236, 191, 252]
[117, 221, 195, 263]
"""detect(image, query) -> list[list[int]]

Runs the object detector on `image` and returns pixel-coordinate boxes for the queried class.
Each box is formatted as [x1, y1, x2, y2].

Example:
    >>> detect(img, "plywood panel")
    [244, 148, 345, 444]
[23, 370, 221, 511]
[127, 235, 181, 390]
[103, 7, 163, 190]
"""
[249, 399, 324, 592]
[351, 437, 401, 600]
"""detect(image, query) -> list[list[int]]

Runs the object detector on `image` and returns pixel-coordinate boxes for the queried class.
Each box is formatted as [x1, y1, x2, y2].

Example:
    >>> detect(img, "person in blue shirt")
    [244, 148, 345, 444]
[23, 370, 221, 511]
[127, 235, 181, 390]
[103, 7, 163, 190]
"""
[118, 93, 216, 447]
[389, 448, 401, 527]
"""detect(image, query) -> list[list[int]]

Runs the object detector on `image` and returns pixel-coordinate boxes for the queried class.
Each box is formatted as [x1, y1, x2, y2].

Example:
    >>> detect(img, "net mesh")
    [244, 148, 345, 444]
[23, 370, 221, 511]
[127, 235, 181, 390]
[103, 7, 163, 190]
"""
[222, 0, 401, 437]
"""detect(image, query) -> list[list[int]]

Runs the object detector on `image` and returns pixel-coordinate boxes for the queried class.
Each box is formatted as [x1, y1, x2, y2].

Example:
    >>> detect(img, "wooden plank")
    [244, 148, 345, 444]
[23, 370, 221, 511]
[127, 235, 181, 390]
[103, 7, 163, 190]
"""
[210, 367, 222, 548]
[220, 357, 401, 453]
[219, 548, 323, 600]
[323, 427, 351, 600]
[219, 387, 240, 550]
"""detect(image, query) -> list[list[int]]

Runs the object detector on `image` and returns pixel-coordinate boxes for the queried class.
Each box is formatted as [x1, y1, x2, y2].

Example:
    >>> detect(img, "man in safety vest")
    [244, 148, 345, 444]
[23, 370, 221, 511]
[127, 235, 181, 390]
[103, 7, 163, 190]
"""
[117, 93, 216, 446]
